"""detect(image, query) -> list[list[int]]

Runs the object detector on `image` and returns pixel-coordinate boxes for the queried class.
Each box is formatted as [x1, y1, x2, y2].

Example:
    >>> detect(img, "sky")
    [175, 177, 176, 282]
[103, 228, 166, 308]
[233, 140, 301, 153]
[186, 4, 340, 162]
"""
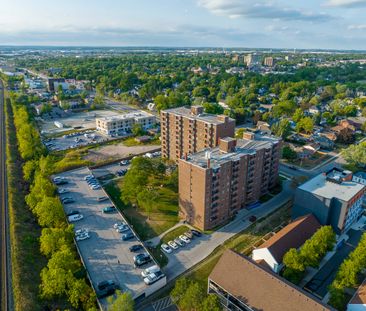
[1, 0, 366, 49]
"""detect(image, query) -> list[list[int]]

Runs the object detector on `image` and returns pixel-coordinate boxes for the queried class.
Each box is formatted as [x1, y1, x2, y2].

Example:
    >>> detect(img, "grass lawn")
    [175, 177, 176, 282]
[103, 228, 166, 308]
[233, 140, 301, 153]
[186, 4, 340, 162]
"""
[104, 179, 179, 241]
[122, 136, 160, 147]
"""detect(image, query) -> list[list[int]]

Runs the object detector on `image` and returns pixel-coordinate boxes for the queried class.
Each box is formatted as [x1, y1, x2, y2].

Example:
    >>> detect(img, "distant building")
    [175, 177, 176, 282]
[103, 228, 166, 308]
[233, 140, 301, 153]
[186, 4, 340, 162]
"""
[179, 132, 281, 230]
[293, 168, 366, 234]
[160, 106, 235, 161]
[244, 53, 261, 67]
[208, 249, 333, 311]
[47, 78, 66, 92]
[264, 57, 275, 67]
[252, 214, 321, 273]
[353, 172, 366, 186]
[313, 135, 335, 150]
[96, 112, 156, 137]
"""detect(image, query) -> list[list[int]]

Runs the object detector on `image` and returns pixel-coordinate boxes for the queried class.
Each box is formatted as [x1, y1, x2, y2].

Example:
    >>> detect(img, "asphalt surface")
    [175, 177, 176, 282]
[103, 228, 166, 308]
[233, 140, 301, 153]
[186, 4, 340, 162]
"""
[0, 80, 12, 311]
[55, 167, 166, 306]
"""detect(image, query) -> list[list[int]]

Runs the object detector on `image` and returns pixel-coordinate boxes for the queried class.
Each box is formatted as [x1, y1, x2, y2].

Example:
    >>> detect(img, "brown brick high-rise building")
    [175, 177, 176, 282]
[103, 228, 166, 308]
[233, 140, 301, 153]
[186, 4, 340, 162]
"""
[179, 132, 281, 230]
[160, 106, 235, 161]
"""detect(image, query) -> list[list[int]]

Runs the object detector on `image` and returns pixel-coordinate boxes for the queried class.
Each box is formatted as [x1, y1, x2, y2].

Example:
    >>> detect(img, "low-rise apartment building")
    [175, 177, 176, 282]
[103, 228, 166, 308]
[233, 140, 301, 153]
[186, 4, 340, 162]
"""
[96, 112, 156, 136]
[293, 168, 366, 234]
[179, 132, 281, 230]
[160, 106, 235, 161]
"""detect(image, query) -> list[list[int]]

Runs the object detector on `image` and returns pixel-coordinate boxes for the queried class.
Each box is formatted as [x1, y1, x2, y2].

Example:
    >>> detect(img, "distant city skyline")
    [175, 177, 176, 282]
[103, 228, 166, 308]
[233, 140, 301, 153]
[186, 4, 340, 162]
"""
[1, 0, 366, 49]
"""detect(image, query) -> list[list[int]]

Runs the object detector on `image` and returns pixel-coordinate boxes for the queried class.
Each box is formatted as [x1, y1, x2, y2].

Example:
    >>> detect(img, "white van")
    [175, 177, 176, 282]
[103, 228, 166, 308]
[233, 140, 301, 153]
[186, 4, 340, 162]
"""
[141, 265, 160, 278]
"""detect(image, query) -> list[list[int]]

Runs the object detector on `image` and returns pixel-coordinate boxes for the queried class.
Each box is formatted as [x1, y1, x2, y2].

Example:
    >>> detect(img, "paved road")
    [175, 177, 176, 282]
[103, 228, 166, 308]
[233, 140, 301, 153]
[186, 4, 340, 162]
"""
[0, 80, 12, 311]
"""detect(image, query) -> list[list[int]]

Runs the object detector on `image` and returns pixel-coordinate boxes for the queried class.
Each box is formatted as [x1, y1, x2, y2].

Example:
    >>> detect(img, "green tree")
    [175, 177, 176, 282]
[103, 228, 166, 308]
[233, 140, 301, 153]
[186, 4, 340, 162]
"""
[293, 108, 304, 123]
[296, 117, 314, 134]
[137, 189, 158, 219]
[132, 123, 144, 136]
[203, 102, 224, 115]
[107, 290, 134, 311]
[201, 294, 221, 311]
[341, 142, 366, 168]
[282, 146, 297, 160]
[271, 119, 291, 139]
[40, 226, 74, 257]
[282, 248, 305, 284]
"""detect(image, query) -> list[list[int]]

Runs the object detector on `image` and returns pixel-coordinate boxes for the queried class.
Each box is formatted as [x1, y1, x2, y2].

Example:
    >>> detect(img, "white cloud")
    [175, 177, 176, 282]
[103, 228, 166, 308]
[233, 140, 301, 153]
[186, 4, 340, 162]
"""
[198, 0, 333, 21]
[325, 0, 366, 7]
[348, 24, 366, 29]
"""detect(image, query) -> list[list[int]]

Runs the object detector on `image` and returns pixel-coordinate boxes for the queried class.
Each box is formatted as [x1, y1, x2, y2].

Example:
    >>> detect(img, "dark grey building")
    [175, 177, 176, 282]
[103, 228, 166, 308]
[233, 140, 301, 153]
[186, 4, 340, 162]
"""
[293, 169, 365, 235]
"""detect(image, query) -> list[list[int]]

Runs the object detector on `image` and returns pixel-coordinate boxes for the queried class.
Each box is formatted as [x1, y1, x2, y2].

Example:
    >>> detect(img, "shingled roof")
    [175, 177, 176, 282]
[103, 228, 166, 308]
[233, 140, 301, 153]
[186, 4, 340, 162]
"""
[257, 214, 321, 263]
[209, 250, 333, 311]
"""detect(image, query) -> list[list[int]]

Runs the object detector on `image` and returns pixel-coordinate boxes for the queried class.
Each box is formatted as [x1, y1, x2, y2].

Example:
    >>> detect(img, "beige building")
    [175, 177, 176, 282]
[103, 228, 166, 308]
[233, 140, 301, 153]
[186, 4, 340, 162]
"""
[264, 56, 275, 67]
[96, 112, 156, 136]
[179, 132, 281, 230]
[160, 106, 235, 161]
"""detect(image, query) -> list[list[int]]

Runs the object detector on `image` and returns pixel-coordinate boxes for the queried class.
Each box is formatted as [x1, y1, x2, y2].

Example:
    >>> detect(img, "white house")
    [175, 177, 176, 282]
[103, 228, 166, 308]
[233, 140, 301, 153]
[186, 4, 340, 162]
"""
[252, 214, 320, 273]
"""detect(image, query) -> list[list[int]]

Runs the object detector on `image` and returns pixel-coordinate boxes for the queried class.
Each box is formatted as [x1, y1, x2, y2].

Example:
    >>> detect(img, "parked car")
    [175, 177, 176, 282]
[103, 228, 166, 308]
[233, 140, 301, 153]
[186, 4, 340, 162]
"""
[54, 179, 68, 185]
[141, 265, 161, 278]
[144, 271, 165, 285]
[84, 175, 94, 181]
[168, 240, 178, 249]
[68, 214, 84, 222]
[114, 222, 126, 229]
[75, 228, 89, 236]
[97, 280, 116, 298]
[62, 198, 75, 204]
[91, 185, 101, 190]
[116, 225, 130, 233]
[97, 196, 108, 202]
[179, 235, 190, 244]
[191, 229, 202, 237]
[87, 178, 97, 184]
[249, 215, 257, 222]
[134, 254, 152, 267]
[122, 231, 134, 241]
[129, 244, 143, 252]
[161, 243, 172, 254]
[103, 206, 116, 213]
[174, 238, 184, 247]
[76, 232, 90, 241]
[120, 160, 129, 166]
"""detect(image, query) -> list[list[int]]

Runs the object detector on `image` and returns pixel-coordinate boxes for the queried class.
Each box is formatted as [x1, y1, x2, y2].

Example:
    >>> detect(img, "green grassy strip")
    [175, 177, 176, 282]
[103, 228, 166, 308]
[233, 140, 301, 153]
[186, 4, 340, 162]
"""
[5, 97, 45, 311]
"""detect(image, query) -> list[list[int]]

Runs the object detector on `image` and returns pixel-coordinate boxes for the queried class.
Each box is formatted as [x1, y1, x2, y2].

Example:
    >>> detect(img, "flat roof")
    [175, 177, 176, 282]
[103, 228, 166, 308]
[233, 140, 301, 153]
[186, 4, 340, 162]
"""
[162, 106, 234, 125]
[209, 250, 333, 311]
[349, 278, 366, 305]
[96, 111, 154, 122]
[183, 134, 279, 169]
[298, 172, 365, 202]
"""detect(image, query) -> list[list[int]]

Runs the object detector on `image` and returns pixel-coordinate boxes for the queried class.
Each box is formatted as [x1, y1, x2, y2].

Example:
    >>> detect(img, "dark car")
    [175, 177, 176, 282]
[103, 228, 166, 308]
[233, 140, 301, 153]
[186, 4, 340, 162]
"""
[129, 244, 143, 252]
[289, 165, 298, 170]
[191, 229, 202, 237]
[134, 254, 152, 267]
[249, 215, 257, 222]
[103, 206, 116, 213]
[54, 179, 68, 185]
[62, 197, 75, 204]
[97, 280, 116, 298]
[122, 231, 134, 241]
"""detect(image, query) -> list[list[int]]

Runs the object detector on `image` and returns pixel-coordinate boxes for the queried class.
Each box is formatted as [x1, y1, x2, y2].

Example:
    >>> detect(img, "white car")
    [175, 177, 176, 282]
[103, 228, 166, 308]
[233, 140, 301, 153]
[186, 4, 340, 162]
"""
[113, 222, 125, 229]
[141, 265, 161, 278]
[179, 235, 191, 244]
[84, 175, 94, 181]
[75, 228, 89, 236]
[116, 226, 130, 233]
[68, 214, 84, 222]
[57, 188, 68, 194]
[143, 271, 165, 285]
[76, 232, 90, 241]
[168, 240, 178, 250]
[161, 243, 172, 254]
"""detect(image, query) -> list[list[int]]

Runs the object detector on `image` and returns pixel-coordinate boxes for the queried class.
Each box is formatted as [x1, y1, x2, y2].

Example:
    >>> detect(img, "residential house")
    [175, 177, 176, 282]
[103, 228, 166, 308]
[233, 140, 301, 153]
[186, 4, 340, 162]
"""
[348, 278, 366, 311]
[331, 125, 355, 143]
[313, 135, 335, 150]
[256, 121, 272, 135]
[252, 214, 321, 273]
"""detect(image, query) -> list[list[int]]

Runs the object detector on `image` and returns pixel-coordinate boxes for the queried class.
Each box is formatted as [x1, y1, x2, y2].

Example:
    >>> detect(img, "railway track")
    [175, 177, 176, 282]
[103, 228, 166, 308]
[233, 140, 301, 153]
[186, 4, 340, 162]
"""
[0, 79, 11, 311]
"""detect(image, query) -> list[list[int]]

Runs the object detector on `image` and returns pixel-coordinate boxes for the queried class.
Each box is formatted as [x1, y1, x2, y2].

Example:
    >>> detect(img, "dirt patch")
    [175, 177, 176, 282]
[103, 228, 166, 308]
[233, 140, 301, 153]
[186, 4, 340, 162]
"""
[84, 142, 160, 162]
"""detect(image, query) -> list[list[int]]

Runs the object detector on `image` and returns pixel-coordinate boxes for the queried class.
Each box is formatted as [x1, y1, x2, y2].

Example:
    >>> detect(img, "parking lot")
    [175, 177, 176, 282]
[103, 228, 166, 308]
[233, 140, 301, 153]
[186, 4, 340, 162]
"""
[44, 130, 110, 151]
[54, 167, 166, 305]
